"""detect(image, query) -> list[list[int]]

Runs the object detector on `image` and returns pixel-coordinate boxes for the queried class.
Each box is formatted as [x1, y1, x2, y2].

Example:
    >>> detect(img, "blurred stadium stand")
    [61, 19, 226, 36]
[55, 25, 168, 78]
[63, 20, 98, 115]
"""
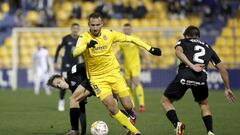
[0, 0, 239, 69]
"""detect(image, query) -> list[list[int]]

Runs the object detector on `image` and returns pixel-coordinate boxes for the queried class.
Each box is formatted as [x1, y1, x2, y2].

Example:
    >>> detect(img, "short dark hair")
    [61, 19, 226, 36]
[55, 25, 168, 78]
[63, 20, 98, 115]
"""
[124, 23, 131, 27]
[71, 23, 79, 27]
[47, 74, 62, 87]
[183, 25, 200, 38]
[88, 12, 103, 20]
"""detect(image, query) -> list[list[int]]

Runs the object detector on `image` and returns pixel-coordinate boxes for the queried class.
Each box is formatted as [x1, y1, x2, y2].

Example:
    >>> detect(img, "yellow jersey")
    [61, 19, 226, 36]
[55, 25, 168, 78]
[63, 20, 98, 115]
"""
[73, 29, 151, 78]
[120, 41, 140, 68]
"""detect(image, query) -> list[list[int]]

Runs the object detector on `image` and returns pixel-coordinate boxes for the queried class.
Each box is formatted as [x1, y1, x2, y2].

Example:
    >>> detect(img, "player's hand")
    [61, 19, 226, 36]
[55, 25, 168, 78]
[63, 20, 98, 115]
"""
[191, 64, 204, 72]
[149, 47, 161, 56]
[224, 89, 235, 104]
[87, 40, 98, 48]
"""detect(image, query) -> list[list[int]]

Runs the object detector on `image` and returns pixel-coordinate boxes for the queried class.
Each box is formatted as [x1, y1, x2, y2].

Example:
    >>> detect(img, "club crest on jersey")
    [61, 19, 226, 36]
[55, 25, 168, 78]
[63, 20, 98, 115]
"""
[103, 35, 107, 40]
[71, 81, 76, 86]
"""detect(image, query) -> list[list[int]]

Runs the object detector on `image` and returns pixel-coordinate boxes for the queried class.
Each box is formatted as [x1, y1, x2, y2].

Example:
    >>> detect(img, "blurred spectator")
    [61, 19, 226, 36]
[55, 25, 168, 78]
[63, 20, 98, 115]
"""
[37, 0, 54, 10]
[45, 8, 56, 27]
[21, 0, 39, 11]
[219, 0, 232, 20]
[113, 0, 125, 19]
[14, 9, 26, 27]
[133, 0, 147, 19]
[167, 0, 181, 19]
[83, 0, 95, 2]
[70, 1, 82, 19]
[37, 8, 56, 27]
[125, 2, 134, 18]
[0, 9, 25, 30]
[94, 0, 104, 17]
[21, 0, 54, 11]
[37, 9, 46, 27]
[94, 1, 113, 19]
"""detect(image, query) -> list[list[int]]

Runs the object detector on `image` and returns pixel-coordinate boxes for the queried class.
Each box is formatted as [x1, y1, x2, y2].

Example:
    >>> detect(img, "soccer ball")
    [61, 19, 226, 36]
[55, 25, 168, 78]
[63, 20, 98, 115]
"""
[90, 121, 109, 135]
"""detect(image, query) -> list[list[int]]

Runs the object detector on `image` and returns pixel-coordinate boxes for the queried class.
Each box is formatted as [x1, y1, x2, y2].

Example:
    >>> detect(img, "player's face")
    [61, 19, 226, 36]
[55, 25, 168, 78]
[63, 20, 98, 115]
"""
[52, 77, 69, 90]
[88, 17, 103, 36]
[71, 25, 80, 36]
[123, 26, 132, 35]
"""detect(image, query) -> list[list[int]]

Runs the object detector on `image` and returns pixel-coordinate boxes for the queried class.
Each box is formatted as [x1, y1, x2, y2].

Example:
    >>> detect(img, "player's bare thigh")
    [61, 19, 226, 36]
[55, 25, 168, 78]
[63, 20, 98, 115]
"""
[69, 85, 90, 108]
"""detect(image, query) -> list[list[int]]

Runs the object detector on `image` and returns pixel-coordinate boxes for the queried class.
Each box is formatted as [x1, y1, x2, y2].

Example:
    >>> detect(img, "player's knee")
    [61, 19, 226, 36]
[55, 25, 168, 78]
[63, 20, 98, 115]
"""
[160, 96, 171, 107]
[199, 100, 211, 111]
[69, 97, 79, 108]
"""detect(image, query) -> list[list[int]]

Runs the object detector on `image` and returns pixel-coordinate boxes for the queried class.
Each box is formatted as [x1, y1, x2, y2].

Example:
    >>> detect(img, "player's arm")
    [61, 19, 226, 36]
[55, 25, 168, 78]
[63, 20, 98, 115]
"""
[211, 51, 235, 103]
[215, 63, 235, 103]
[73, 35, 88, 57]
[112, 31, 161, 56]
[54, 38, 65, 64]
[175, 46, 203, 72]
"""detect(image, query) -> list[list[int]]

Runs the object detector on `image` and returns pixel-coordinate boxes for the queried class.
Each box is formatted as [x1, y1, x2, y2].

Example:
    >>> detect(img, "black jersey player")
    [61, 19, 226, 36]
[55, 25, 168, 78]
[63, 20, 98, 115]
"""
[48, 63, 94, 135]
[160, 26, 235, 135]
[54, 23, 80, 111]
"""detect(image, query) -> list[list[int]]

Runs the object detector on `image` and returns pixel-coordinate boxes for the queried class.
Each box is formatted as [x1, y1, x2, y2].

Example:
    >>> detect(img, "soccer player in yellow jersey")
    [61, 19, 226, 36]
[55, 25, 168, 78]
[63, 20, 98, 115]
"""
[73, 13, 161, 135]
[120, 23, 146, 112]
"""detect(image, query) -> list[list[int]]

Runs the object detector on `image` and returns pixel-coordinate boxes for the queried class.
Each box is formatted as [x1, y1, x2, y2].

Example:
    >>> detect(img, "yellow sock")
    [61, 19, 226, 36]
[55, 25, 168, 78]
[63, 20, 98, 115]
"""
[129, 88, 135, 108]
[112, 110, 140, 134]
[136, 84, 144, 106]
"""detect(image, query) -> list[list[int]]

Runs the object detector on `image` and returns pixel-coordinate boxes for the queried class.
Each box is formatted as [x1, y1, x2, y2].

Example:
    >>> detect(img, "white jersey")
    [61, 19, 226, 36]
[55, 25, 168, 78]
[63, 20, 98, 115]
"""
[32, 48, 49, 73]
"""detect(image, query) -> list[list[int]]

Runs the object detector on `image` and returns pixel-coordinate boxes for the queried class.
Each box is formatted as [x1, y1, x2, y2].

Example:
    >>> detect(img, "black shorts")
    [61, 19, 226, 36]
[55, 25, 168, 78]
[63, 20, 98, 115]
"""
[164, 69, 208, 102]
[80, 79, 95, 97]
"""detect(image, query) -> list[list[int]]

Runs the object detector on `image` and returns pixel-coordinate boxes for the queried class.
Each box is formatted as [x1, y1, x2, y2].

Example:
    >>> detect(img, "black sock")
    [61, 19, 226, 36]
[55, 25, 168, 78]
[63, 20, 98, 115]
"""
[125, 109, 136, 119]
[79, 101, 86, 135]
[202, 115, 213, 132]
[59, 89, 66, 100]
[70, 108, 80, 130]
[166, 110, 179, 128]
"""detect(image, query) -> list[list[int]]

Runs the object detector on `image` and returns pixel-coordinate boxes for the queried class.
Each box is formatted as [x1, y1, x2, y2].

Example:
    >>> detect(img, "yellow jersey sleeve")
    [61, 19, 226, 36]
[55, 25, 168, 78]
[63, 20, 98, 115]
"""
[73, 34, 88, 57]
[112, 31, 151, 51]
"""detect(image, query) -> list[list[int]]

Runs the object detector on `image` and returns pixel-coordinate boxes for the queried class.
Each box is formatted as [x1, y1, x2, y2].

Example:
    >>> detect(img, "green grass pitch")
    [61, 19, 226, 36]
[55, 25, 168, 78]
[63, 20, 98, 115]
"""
[0, 89, 239, 135]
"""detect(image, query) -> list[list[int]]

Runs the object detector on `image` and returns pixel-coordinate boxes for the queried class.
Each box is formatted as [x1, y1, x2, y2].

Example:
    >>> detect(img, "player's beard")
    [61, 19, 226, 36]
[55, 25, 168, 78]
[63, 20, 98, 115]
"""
[91, 29, 100, 37]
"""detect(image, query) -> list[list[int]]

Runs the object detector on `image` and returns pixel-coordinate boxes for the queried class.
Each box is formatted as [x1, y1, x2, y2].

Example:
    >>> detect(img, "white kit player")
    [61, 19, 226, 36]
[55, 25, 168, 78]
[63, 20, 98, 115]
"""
[32, 45, 53, 95]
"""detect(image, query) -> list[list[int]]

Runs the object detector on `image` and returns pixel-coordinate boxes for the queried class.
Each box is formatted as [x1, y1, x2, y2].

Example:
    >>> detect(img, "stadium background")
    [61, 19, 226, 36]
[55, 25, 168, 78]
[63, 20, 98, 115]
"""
[0, 1, 240, 135]
[0, 0, 239, 90]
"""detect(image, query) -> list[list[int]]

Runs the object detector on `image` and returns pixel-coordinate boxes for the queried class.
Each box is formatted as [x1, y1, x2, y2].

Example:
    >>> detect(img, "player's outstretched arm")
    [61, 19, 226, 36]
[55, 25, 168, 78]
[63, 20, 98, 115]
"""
[113, 31, 161, 56]
[215, 63, 235, 103]
[175, 46, 204, 72]
[127, 35, 161, 56]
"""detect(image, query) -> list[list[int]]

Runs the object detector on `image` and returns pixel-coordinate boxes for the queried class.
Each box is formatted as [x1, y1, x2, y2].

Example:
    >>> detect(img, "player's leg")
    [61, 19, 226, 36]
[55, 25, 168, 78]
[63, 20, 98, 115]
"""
[132, 76, 145, 112]
[43, 73, 51, 95]
[111, 73, 140, 135]
[199, 99, 214, 135]
[126, 79, 135, 108]
[79, 100, 87, 135]
[102, 94, 140, 135]
[161, 79, 188, 135]
[67, 85, 89, 135]
[33, 69, 41, 95]
[58, 71, 67, 111]
[119, 95, 137, 124]
[124, 68, 135, 108]
[91, 76, 140, 135]
[192, 84, 214, 134]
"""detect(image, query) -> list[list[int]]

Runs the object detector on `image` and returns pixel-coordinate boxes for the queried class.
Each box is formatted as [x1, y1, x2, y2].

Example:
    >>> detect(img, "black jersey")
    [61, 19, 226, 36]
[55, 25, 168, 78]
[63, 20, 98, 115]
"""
[54, 34, 79, 70]
[175, 38, 221, 72]
[66, 63, 94, 96]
